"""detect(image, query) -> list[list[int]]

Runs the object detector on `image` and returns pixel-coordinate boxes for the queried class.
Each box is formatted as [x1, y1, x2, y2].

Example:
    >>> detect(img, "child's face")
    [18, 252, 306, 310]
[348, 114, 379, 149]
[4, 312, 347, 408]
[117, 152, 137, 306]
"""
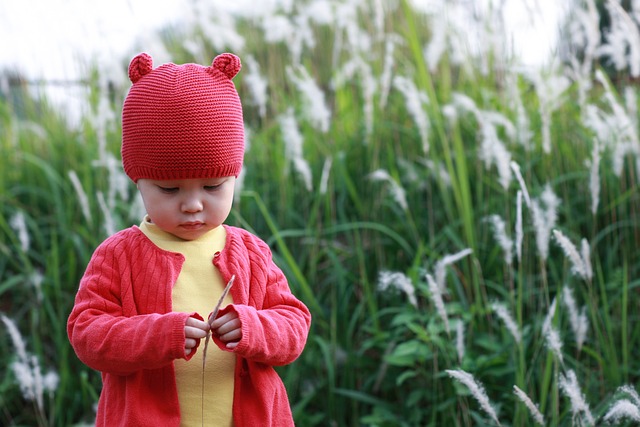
[137, 176, 236, 240]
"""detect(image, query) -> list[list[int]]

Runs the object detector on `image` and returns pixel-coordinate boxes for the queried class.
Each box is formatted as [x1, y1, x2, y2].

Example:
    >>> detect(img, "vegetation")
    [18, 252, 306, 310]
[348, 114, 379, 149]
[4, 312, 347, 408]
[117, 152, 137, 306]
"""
[2, 0, 640, 425]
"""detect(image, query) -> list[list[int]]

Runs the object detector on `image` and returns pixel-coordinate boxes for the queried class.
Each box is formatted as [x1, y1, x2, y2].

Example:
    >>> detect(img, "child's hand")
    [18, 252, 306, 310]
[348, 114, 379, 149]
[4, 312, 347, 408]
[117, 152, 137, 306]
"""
[184, 317, 209, 356]
[210, 311, 242, 349]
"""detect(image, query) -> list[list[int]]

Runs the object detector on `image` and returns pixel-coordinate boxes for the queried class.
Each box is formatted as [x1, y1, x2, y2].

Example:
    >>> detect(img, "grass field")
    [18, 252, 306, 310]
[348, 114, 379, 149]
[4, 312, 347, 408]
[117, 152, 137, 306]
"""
[2, 0, 640, 425]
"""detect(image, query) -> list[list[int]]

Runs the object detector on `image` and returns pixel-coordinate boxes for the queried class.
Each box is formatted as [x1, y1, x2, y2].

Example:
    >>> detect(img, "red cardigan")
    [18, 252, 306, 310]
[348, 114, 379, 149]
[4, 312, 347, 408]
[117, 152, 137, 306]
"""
[67, 225, 311, 427]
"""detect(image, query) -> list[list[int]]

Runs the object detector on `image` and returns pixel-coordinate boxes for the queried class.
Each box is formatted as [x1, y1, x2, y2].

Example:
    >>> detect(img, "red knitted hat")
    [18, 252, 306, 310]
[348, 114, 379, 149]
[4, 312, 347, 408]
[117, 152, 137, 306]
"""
[121, 52, 244, 182]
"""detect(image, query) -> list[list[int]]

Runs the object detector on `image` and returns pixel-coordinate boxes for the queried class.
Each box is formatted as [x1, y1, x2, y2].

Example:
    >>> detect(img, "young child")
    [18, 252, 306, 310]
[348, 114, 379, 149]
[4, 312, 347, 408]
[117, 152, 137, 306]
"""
[67, 52, 311, 427]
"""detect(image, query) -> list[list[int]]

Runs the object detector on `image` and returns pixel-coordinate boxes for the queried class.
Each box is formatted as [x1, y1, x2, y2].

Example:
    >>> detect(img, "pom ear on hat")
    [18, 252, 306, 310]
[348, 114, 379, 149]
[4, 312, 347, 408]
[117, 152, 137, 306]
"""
[128, 53, 153, 83]
[211, 53, 241, 80]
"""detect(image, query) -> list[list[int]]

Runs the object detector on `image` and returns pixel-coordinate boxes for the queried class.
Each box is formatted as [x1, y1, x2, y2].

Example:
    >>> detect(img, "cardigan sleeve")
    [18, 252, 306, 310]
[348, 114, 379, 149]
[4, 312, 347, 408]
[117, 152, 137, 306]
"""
[67, 231, 199, 376]
[212, 230, 311, 366]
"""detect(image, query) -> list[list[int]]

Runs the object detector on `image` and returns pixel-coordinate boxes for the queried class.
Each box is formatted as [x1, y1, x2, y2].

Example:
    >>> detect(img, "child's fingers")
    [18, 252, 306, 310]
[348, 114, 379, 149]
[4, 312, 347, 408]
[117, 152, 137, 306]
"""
[185, 316, 209, 331]
[185, 325, 208, 339]
[209, 311, 237, 329]
[213, 318, 241, 336]
[217, 328, 242, 344]
[184, 337, 198, 349]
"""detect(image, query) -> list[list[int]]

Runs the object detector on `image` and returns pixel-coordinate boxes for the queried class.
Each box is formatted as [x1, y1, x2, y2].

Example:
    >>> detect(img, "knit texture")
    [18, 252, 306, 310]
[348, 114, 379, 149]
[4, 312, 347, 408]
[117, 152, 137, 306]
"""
[67, 225, 311, 427]
[122, 53, 245, 182]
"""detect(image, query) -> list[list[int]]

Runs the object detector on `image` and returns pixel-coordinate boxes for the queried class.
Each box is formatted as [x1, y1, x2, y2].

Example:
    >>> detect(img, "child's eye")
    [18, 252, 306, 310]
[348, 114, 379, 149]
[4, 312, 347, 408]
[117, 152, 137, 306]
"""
[204, 185, 221, 191]
[158, 186, 178, 194]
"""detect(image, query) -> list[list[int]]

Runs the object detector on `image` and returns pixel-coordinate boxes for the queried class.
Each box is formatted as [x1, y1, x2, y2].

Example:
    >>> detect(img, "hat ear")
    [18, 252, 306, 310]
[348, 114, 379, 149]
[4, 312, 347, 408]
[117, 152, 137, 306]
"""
[128, 53, 153, 83]
[211, 53, 241, 80]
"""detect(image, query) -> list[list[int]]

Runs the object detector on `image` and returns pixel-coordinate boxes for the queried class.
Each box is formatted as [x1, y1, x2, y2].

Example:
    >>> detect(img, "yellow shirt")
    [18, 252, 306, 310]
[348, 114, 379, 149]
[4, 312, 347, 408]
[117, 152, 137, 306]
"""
[140, 218, 235, 427]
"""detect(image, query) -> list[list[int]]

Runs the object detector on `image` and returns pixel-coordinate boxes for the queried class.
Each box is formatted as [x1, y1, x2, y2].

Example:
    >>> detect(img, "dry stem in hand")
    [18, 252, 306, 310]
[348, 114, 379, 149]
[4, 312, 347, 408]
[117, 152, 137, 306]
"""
[201, 274, 235, 426]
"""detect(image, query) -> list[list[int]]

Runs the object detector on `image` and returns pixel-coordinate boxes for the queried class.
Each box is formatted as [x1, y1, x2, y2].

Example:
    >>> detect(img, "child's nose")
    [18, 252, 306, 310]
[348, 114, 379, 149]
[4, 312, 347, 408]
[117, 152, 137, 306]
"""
[181, 195, 203, 213]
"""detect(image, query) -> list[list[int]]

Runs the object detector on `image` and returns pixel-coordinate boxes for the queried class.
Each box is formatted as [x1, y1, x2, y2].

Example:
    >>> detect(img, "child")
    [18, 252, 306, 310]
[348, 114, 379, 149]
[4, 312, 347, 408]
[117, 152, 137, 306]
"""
[67, 52, 311, 427]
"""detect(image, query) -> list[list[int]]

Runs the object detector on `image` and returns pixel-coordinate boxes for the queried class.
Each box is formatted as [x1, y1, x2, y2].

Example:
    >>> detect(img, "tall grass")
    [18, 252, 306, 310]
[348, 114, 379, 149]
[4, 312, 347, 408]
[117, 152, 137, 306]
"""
[2, 0, 640, 425]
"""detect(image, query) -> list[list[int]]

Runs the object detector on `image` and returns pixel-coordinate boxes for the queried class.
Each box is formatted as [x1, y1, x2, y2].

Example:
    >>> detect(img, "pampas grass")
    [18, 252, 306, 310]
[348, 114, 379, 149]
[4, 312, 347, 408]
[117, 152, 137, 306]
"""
[552, 230, 593, 282]
[558, 370, 594, 426]
[446, 369, 501, 426]
[513, 385, 545, 426]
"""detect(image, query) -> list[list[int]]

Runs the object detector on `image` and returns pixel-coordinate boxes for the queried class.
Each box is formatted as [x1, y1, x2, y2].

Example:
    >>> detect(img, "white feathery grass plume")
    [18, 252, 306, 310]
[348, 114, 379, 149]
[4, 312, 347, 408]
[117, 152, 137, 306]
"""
[510, 161, 531, 208]
[287, 65, 331, 133]
[582, 104, 614, 148]
[618, 385, 640, 406]
[485, 215, 513, 266]
[588, 139, 601, 215]
[580, 239, 592, 282]
[377, 271, 417, 308]
[542, 298, 557, 335]
[379, 34, 402, 109]
[89, 92, 116, 156]
[1, 314, 59, 412]
[260, 13, 294, 44]
[290, 11, 318, 66]
[243, 55, 268, 118]
[97, 191, 116, 237]
[558, 369, 595, 426]
[530, 184, 561, 261]
[604, 385, 640, 423]
[563, 0, 600, 91]
[129, 192, 147, 223]
[68, 170, 92, 225]
[1, 314, 28, 362]
[426, 273, 449, 333]
[279, 108, 313, 191]
[368, 169, 408, 211]
[479, 122, 513, 190]
[582, 98, 640, 179]
[31, 270, 44, 304]
[92, 153, 129, 206]
[506, 76, 533, 150]
[491, 302, 521, 344]
[562, 286, 589, 351]
[542, 298, 564, 365]
[546, 326, 564, 364]
[305, 0, 335, 26]
[526, 71, 571, 153]
[424, 11, 447, 73]
[594, 70, 640, 178]
[319, 157, 333, 195]
[451, 92, 479, 115]
[446, 369, 501, 426]
[452, 93, 513, 189]
[513, 385, 545, 426]
[9, 211, 30, 253]
[591, 71, 637, 147]
[604, 399, 640, 424]
[187, 4, 244, 53]
[515, 191, 524, 264]
[598, 0, 640, 77]
[553, 230, 593, 281]
[393, 75, 430, 154]
[434, 248, 473, 293]
[456, 320, 465, 362]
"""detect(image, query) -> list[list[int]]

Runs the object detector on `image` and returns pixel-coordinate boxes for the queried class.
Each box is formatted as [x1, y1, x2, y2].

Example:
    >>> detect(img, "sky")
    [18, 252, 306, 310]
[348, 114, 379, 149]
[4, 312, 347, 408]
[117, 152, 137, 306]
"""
[0, 0, 566, 121]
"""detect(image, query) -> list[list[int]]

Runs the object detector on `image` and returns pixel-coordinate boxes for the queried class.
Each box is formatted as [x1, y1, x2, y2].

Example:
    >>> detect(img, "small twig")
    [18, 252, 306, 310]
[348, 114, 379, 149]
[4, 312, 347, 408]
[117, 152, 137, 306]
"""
[201, 274, 235, 426]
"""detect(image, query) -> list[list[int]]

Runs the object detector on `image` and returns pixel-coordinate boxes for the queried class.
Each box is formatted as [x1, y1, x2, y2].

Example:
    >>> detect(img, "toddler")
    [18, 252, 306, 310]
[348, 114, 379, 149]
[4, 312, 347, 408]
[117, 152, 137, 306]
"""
[67, 52, 311, 427]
